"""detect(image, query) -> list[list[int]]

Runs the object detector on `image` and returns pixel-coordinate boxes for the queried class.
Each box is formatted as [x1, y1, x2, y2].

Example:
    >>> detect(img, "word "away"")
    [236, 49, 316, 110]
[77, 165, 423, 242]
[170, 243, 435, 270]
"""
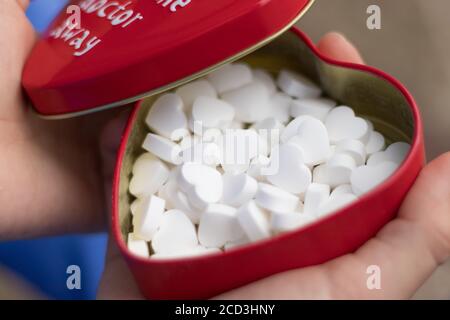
[49, 18, 101, 57]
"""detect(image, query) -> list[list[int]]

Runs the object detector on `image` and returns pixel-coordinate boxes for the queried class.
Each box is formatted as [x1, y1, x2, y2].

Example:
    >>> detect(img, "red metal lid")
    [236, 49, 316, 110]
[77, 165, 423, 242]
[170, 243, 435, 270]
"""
[22, 0, 313, 118]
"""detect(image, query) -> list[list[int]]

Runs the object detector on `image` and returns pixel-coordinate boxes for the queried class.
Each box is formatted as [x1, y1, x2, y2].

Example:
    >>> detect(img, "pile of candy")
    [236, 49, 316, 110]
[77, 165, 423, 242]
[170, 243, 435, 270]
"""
[126, 63, 410, 259]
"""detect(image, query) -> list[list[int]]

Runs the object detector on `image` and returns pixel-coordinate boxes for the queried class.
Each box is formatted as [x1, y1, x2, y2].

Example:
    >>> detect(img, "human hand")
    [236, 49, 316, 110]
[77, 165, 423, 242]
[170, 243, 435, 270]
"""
[97, 32, 450, 299]
[0, 0, 129, 240]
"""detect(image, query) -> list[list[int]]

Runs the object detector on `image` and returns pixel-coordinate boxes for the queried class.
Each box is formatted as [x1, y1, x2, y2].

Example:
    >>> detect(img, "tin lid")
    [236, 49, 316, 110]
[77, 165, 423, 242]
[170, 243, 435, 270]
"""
[22, 0, 314, 119]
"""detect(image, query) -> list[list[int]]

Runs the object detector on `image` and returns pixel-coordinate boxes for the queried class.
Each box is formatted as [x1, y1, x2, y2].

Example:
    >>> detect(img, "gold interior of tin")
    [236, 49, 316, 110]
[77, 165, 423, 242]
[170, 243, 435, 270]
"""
[117, 31, 415, 243]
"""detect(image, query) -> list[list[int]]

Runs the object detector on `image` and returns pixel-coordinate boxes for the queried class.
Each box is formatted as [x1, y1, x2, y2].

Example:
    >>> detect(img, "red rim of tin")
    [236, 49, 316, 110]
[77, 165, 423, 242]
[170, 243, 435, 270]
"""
[112, 27, 424, 265]
[22, 0, 314, 119]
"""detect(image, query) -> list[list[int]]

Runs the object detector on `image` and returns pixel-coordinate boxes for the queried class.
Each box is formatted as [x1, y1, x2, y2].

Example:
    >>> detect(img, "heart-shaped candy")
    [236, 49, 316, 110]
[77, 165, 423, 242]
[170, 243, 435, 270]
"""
[198, 204, 245, 248]
[267, 143, 312, 194]
[253, 69, 277, 95]
[222, 172, 258, 207]
[325, 106, 370, 144]
[133, 195, 166, 241]
[350, 162, 399, 196]
[177, 163, 223, 210]
[270, 212, 315, 233]
[151, 210, 199, 255]
[208, 63, 253, 94]
[335, 139, 367, 166]
[236, 201, 271, 242]
[145, 93, 189, 141]
[288, 118, 331, 166]
[129, 153, 170, 198]
[303, 183, 330, 215]
[318, 193, 358, 217]
[175, 79, 217, 112]
[366, 131, 385, 155]
[290, 98, 336, 121]
[277, 69, 322, 99]
[367, 142, 410, 166]
[255, 183, 300, 213]
[192, 96, 235, 129]
[222, 82, 272, 123]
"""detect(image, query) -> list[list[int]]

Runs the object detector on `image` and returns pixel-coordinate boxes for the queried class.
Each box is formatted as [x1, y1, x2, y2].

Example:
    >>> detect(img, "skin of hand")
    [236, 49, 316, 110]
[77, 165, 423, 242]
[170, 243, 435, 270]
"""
[0, 0, 128, 240]
[1, 2, 449, 299]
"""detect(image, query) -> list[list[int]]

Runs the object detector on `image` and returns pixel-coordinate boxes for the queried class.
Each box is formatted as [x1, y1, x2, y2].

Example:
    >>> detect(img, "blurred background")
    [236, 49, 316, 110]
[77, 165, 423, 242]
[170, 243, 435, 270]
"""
[0, 0, 449, 299]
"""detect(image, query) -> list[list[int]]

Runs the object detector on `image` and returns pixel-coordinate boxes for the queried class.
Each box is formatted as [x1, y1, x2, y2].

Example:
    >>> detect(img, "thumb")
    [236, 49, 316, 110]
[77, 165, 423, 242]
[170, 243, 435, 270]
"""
[0, 0, 36, 120]
[317, 32, 365, 64]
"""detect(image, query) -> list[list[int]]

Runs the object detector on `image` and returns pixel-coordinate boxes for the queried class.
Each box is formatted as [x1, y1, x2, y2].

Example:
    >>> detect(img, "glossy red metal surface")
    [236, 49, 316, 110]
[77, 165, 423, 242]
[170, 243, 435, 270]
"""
[22, 0, 312, 117]
[112, 27, 425, 300]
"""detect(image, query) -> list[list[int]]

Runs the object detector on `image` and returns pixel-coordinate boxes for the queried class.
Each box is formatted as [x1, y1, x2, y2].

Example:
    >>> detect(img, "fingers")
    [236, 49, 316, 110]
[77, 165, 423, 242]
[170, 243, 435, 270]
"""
[323, 152, 450, 299]
[317, 32, 365, 64]
[0, 0, 37, 120]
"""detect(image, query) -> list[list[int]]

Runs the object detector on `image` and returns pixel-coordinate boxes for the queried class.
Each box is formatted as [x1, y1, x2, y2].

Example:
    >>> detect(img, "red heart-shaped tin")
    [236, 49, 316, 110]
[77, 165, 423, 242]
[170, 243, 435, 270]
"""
[112, 28, 424, 299]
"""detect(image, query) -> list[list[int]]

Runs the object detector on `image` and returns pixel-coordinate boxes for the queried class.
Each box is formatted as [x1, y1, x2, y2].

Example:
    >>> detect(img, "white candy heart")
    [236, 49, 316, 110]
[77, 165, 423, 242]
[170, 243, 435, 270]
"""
[151, 246, 221, 259]
[334, 139, 367, 166]
[208, 63, 253, 94]
[271, 212, 315, 232]
[366, 131, 385, 155]
[269, 92, 292, 124]
[192, 96, 235, 128]
[290, 98, 336, 121]
[277, 69, 322, 99]
[267, 143, 312, 194]
[288, 118, 331, 166]
[180, 164, 223, 210]
[224, 236, 251, 250]
[127, 233, 149, 258]
[222, 82, 272, 123]
[281, 115, 315, 143]
[142, 133, 183, 165]
[151, 210, 199, 255]
[222, 172, 258, 207]
[247, 155, 271, 181]
[129, 153, 170, 198]
[330, 184, 353, 198]
[253, 69, 277, 95]
[182, 142, 222, 166]
[325, 106, 370, 144]
[350, 162, 399, 196]
[325, 153, 357, 187]
[175, 79, 217, 111]
[133, 195, 166, 241]
[158, 178, 202, 224]
[367, 142, 410, 166]
[145, 93, 189, 141]
[236, 201, 271, 242]
[303, 183, 330, 215]
[130, 198, 142, 216]
[255, 183, 300, 213]
[198, 204, 244, 248]
[318, 193, 358, 217]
